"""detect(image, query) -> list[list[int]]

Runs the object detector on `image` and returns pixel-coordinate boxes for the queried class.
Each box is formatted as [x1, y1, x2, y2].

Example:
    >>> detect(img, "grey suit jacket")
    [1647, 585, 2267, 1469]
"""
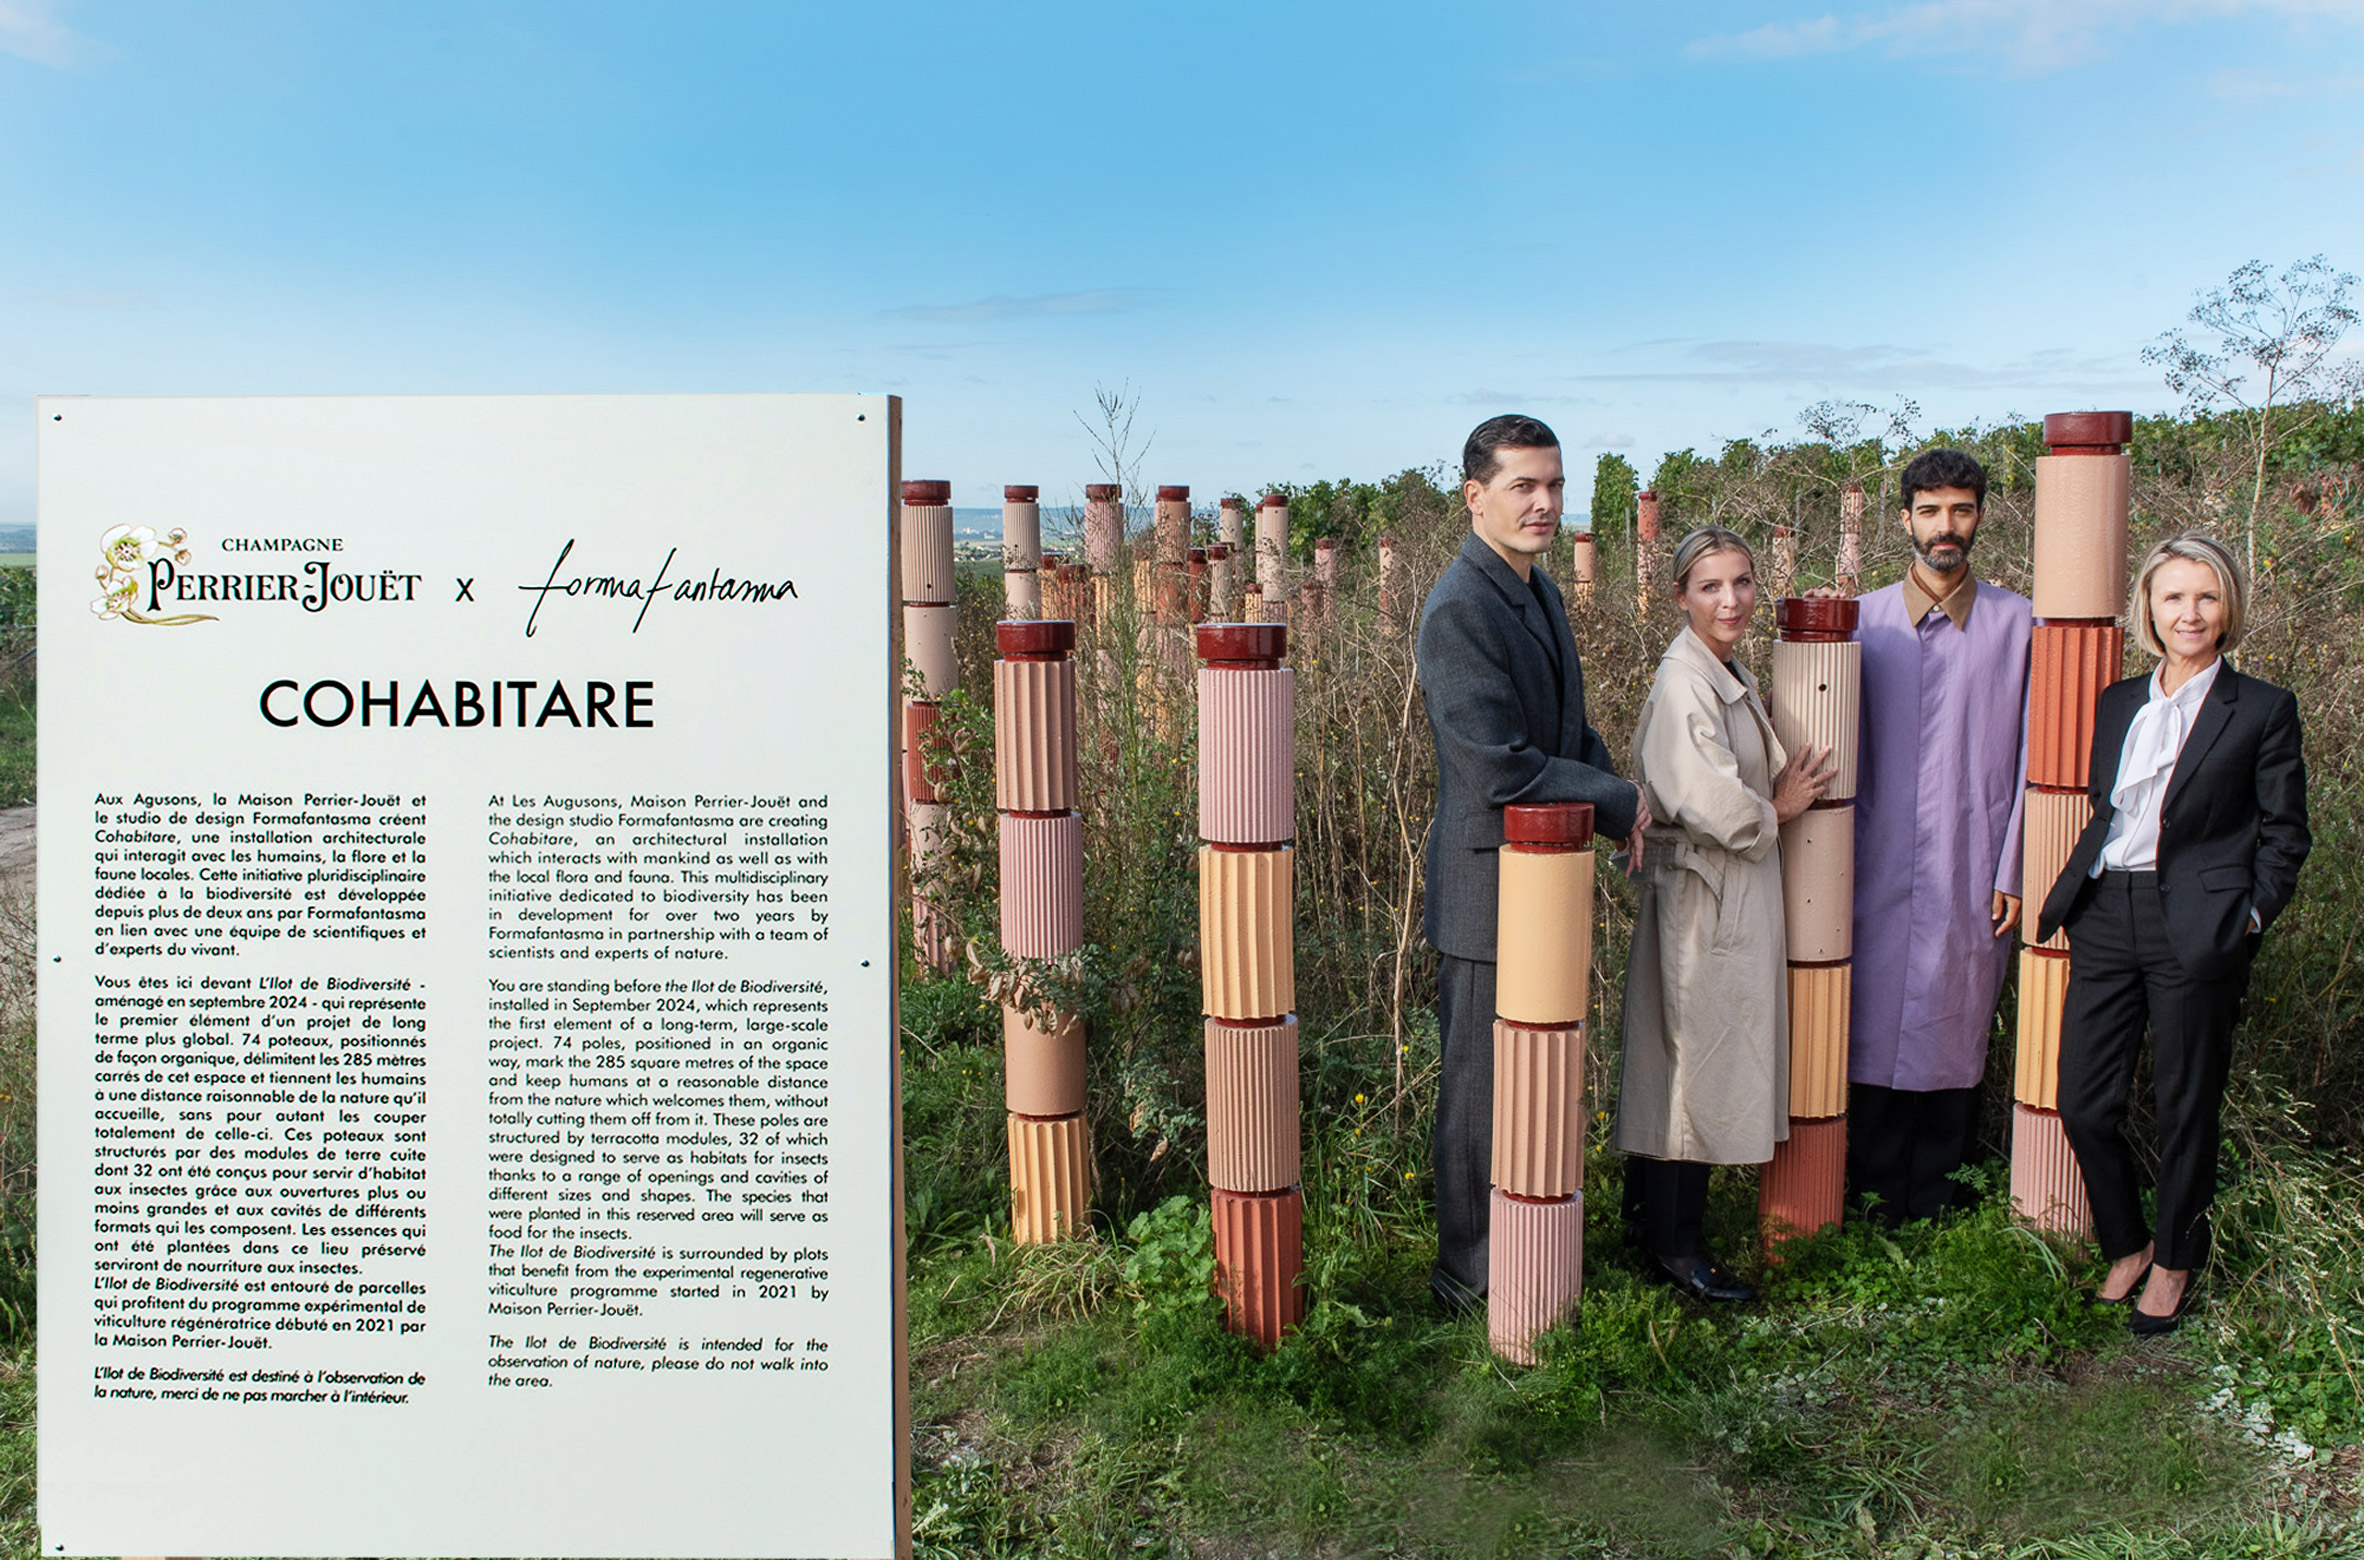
[1417, 531, 1638, 962]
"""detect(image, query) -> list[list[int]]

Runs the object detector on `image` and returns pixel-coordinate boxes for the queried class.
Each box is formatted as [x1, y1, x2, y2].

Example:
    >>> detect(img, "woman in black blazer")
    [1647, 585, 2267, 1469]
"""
[2036, 533, 2309, 1334]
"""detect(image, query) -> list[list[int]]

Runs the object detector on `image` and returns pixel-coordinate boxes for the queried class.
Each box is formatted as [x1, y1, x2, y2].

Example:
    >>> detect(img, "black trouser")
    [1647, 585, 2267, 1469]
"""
[1619, 1155, 1711, 1260]
[1847, 1081, 1980, 1226]
[1432, 953, 1497, 1305]
[2057, 869, 2245, 1271]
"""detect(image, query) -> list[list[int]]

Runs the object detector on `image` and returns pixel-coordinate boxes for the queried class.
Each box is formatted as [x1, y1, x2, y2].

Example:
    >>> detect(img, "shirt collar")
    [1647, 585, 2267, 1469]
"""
[2149, 655, 2222, 709]
[1901, 566, 1978, 631]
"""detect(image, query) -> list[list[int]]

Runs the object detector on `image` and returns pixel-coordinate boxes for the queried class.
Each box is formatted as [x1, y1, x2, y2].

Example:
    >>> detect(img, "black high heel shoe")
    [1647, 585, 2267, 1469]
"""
[2091, 1260, 2153, 1308]
[2128, 1278, 2193, 1337]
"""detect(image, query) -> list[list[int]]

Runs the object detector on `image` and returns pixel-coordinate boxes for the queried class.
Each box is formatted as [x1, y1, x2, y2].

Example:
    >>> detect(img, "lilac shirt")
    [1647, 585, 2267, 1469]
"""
[1848, 579, 2031, 1092]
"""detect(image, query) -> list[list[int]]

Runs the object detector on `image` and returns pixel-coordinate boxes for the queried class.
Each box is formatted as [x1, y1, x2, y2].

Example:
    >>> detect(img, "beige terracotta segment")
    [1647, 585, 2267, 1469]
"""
[2028, 623, 2123, 789]
[2010, 1103, 2092, 1234]
[1770, 639, 1862, 800]
[1570, 532, 1596, 584]
[1759, 1116, 1845, 1250]
[1779, 807, 1854, 962]
[903, 603, 959, 700]
[1002, 493, 1043, 572]
[1787, 964, 1851, 1118]
[1004, 1006, 1086, 1118]
[1495, 847, 1595, 1027]
[993, 658, 1079, 812]
[999, 812, 1083, 958]
[1490, 1021, 1587, 1197]
[1205, 1017, 1300, 1193]
[1198, 847, 1294, 1020]
[1198, 667, 1296, 844]
[2015, 948, 2071, 1108]
[900, 502, 957, 604]
[1212, 1186, 1306, 1349]
[2030, 454, 2130, 620]
[1003, 567, 1040, 619]
[1487, 1189, 1582, 1366]
[1008, 1112, 1091, 1244]
[2020, 788, 2092, 951]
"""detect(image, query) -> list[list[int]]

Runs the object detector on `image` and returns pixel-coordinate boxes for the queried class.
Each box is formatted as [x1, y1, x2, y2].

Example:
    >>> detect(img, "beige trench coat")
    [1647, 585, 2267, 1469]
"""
[1614, 627, 1791, 1165]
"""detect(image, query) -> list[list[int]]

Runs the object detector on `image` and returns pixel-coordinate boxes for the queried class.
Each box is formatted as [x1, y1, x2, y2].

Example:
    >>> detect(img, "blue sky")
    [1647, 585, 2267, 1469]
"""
[4, 1, 2361, 527]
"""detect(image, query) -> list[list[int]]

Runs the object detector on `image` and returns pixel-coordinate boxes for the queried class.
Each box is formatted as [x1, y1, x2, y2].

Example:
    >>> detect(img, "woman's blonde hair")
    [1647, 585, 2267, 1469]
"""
[2131, 532, 2247, 659]
[1669, 525, 1755, 594]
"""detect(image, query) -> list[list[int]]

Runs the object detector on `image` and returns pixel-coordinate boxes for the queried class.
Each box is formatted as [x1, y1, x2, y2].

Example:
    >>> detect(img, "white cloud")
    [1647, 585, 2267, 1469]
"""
[1689, 0, 2364, 75]
[883, 289, 1142, 324]
[1567, 338, 2155, 393]
[0, 0, 90, 67]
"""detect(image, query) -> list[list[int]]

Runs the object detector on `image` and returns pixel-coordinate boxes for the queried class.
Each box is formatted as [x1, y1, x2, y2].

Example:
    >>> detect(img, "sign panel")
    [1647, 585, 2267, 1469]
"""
[38, 394, 905, 1557]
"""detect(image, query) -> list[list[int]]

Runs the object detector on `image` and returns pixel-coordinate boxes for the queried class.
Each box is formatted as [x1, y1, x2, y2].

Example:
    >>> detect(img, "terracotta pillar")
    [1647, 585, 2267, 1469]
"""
[1768, 522, 1797, 605]
[1305, 536, 1338, 640]
[1197, 622, 1303, 1347]
[1242, 580, 1265, 623]
[1760, 597, 1860, 1251]
[1002, 484, 1041, 619]
[1838, 481, 1864, 596]
[1569, 529, 1596, 604]
[1635, 489, 1660, 614]
[1376, 535, 1400, 629]
[1084, 482, 1122, 625]
[1488, 802, 1594, 1364]
[901, 479, 958, 971]
[1208, 543, 1235, 623]
[2013, 411, 2132, 1234]
[1256, 493, 1289, 626]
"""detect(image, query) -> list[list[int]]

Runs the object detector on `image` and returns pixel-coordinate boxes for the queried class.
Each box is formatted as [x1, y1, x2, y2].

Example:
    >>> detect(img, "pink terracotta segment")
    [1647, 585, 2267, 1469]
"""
[900, 501, 957, 605]
[1760, 1116, 1846, 1251]
[2010, 1103, 2092, 1234]
[1004, 1005, 1086, 1118]
[1787, 964, 1851, 1118]
[903, 603, 959, 700]
[1490, 1021, 1587, 1198]
[1570, 532, 1596, 584]
[1199, 846, 1294, 1020]
[1083, 487, 1122, 575]
[1205, 1017, 1300, 1193]
[1002, 491, 1043, 573]
[1212, 1187, 1306, 1349]
[2021, 788, 2092, 951]
[999, 812, 1084, 958]
[1008, 1112, 1091, 1244]
[1487, 1189, 1582, 1367]
[2028, 623, 2124, 789]
[993, 658, 1079, 812]
[2015, 948, 2071, 1109]
[1495, 847, 1595, 1028]
[1198, 667, 1296, 845]
[904, 700, 950, 805]
[2031, 454, 2130, 620]
[1779, 807, 1854, 962]
[1770, 639, 1862, 800]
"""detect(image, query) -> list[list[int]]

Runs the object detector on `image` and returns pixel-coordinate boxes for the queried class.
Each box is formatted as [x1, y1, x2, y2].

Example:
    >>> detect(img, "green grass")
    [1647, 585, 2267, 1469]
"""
[0, 559, 31, 573]
[0, 676, 31, 808]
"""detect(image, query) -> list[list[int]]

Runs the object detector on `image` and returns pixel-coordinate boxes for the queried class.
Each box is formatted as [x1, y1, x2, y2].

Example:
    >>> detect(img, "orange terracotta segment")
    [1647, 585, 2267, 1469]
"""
[999, 812, 1084, 958]
[993, 658, 1079, 812]
[2010, 1103, 2092, 1235]
[2027, 623, 2124, 788]
[1570, 532, 1596, 584]
[1212, 1187, 1306, 1349]
[1487, 1189, 1582, 1367]
[1008, 1112, 1091, 1244]
[1759, 1115, 1846, 1251]
[1786, 964, 1851, 1118]
[1197, 667, 1296, 844]
[1495, 847, 1595, 1028]
[1490, 1021, 1587, 1198]
[904, 700, 952, 804]
[1004, 1005, 1087, 1118]
[900, 501, 957, 604]
[1779, 806, 1854, 962]
[903, 602, 960, 700]
[2021, 788, 2094, 951]
[1770, 639, 1862, 800]
[1206, 1017, 1300, 1193]
[2015, 948, 2071, 1108]
[2030, 454, 2130, 620]
[1199, 846, 1295, 1020]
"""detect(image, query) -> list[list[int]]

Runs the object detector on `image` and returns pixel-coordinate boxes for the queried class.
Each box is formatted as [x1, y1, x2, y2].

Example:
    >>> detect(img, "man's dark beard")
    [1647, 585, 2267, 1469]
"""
[1914, 531, 1974, 572]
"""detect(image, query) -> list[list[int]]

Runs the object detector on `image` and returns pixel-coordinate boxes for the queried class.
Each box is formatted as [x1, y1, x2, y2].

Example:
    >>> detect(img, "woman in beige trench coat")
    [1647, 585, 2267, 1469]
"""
[1616, 526, 1832, 1301]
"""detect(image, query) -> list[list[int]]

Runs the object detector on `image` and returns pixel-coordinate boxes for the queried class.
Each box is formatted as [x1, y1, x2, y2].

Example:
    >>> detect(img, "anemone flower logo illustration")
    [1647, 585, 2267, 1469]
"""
[91, 525, 212, 626]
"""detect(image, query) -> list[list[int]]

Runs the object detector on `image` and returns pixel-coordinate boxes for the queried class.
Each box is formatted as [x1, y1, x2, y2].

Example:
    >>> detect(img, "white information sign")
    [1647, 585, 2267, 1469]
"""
[37, 394, 907, 1557]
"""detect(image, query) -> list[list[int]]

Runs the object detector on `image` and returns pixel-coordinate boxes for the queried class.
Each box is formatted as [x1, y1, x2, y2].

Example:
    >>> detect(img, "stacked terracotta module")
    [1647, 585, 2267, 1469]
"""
[1196, 622, 1305, 1347]
[901, 480, 959, 971]
[2012, 411, 2133, 1234]
[1003, 485, 1042, 618]
[1488, 802, 1596, 1365]
[996, 618, 1092, 1243]
[1253, 494, 1287, 623]
[1760, 597, 1861, 1247]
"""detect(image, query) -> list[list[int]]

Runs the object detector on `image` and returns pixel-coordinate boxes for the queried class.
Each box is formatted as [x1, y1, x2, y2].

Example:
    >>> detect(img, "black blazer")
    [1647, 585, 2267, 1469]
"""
[1416, 532, 1637, 963]
[2036, 663, 2310, 981]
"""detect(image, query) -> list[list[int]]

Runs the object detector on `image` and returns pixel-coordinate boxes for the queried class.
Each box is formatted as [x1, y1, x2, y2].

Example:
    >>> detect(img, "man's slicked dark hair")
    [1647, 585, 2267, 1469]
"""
[1463, 414, 1560, 486]
[1899, 448, 1988, 510]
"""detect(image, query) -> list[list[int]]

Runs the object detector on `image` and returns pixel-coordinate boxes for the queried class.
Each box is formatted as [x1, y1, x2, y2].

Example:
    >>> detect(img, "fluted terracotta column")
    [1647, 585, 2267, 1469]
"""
[1761, 597, 1860, 1250]
[1635, 489, 1660, 614]
[1197, 622, 1303, 1347]
[1214, 497, 1245, 621]
[1256, 493, 1289, 626]
[1084, 482, 1122, 624]
[1304, 536, 1338, 641]
[1489, 802, 1595, 1365]
[902, 479, 958, 971]
[1838, 482, 1864, 596]
[1208, 543, 1235, 622]
[996, 619, 1091, 1242]
[1768, 523, 1797, 604]
[2013, 411, 2132, 1234]
[1242, 581, 1265, 623]
[1570, 530, 1596, 604]
[1003, 484, 1042, 619]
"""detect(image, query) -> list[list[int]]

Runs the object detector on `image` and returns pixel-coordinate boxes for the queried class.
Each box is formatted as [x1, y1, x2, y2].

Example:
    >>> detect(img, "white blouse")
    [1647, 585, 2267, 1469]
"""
[2094, 656, 2220, 874]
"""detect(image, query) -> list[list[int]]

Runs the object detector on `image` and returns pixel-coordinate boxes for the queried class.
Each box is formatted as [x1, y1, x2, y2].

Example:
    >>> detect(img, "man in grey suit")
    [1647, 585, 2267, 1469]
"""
[1417, 414, 1646, 1311]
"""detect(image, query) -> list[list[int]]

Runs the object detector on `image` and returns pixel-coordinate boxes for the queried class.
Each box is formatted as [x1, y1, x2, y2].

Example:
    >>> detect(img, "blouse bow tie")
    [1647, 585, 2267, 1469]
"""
[2111, 685, 2199, 814]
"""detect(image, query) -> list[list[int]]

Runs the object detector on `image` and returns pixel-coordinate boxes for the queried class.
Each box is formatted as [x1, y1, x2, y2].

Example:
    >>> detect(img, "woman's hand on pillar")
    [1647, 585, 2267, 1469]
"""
[1770, 744, 1835, 825]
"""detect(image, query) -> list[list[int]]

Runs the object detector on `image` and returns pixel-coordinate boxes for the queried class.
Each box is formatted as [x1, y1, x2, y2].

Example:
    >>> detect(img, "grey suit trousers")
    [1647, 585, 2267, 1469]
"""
[1432, 952, 1497, 1306]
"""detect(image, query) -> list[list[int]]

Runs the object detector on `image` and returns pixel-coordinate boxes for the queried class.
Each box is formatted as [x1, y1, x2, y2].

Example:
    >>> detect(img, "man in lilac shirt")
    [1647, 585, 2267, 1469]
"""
[1846, 450, 2030, 1224]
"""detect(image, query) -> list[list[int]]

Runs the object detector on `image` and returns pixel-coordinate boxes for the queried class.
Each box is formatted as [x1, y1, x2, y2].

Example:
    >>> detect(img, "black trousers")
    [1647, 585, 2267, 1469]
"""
[1619, 1155, 1711, 1260]
[1847, 1081, 1980, 1226]
[2056, 870, 2245, 1271]
[1432, 953, 1497, 1305]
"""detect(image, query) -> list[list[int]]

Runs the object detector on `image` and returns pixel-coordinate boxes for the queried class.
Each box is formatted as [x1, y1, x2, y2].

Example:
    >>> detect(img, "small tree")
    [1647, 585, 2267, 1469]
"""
[1590, 452, 1638, 536]
[2143, 255, 2362, 582]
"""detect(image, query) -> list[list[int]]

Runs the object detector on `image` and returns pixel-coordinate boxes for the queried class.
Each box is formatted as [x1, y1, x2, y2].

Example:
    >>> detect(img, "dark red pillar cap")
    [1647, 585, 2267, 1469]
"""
[1776, 597, 1859, 639]
[901, 480, 951, 505]
[996, 620, 1075, 658]
[1004, 484, 1039, 502]
[1196, 623, 1287, 666]
[1504, 802, 1596, 848]
[2042, 411, 2134, 454]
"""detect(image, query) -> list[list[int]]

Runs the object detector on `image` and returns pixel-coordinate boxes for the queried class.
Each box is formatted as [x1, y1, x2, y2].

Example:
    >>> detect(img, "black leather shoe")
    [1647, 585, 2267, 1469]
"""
[1651, 1253, 1756, 1303]
[2091, 1261, 2153, 1309]
[2129, 1283, 2192, 1337]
